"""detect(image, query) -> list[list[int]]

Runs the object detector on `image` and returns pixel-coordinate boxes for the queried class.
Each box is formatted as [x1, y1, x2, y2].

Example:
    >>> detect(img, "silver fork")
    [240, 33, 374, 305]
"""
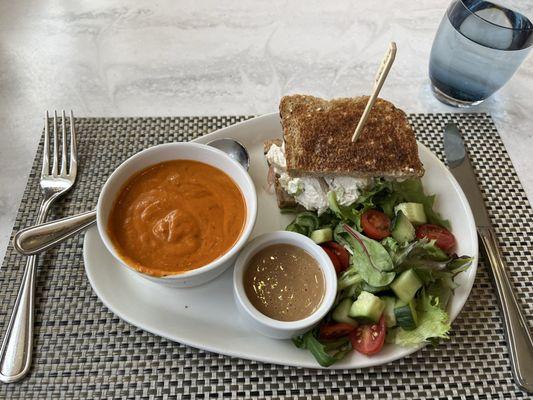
[0, 111, 77, 383]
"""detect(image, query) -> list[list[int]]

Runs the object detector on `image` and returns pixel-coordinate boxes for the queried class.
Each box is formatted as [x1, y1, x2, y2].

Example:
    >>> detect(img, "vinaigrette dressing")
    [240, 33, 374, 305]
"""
[244, 244, 325, 322]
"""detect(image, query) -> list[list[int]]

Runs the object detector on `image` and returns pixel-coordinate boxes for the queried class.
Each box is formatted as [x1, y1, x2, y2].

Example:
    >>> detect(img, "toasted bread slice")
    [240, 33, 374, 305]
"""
[280, 95, 424, 179]
[263, 139, 298, 209]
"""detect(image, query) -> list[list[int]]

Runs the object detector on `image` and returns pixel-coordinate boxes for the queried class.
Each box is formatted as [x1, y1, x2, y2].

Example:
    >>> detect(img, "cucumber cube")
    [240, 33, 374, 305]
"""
[310, 228, 333, 244]
[382, 296, 397, 328]
[348, 291, 385, 323]
[332, 298, 358, 326]
[391, 211, 416, 243]
[394, 202, 427, 226]
[391, 269, 423, 303]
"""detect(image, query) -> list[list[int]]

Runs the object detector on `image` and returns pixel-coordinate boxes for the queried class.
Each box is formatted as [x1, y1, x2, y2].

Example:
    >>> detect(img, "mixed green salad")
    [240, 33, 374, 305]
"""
[286, 178, 473, 367]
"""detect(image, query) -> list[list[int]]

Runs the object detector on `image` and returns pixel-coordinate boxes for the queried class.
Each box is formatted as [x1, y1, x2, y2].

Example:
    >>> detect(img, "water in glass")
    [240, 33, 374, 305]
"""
[429, 0, 533, 107]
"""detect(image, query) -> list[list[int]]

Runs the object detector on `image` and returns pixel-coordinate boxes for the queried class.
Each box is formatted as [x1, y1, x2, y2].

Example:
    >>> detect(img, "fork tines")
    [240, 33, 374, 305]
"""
[42, 110, 77, 178]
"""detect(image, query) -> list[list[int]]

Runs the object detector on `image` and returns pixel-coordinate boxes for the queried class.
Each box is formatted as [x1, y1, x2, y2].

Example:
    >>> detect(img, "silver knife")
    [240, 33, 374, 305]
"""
[444, 122, 533, 393]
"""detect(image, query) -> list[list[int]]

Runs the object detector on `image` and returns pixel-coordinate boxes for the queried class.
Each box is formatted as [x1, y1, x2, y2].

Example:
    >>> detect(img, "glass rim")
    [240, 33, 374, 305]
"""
[459, 0, 533, 32]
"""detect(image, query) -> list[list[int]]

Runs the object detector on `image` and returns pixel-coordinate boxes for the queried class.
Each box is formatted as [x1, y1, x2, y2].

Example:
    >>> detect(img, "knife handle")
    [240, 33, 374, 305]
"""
[478, 226, 533, 393]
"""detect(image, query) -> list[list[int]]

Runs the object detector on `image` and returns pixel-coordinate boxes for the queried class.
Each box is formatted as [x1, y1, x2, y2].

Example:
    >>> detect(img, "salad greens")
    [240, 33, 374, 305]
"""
[287, 178, 473, 366]
[384, 237, 448, 267]
[293, 330, 352, 367]
[317, 178, 451, 230]
[387, 291, 451, 346]
[387, 179, 451, 229]
[334, 224, 395, 287]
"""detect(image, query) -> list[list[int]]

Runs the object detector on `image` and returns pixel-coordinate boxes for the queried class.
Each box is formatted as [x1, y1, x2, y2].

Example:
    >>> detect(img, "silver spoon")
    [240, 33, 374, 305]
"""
[13, 139, 250, 256]
[207, 138, 250, 171]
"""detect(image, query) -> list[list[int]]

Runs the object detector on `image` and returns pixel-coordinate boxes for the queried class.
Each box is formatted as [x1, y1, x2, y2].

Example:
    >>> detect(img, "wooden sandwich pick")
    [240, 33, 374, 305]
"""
[351, 42, 397, 143]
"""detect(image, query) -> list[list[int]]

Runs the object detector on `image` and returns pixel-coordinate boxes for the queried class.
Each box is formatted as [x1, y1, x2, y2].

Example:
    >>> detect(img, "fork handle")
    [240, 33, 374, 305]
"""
[0, 256, 38, 383]
[13, 210, 97, 256]
[478, 227, 533, 393]
[0, 199, 54, 383]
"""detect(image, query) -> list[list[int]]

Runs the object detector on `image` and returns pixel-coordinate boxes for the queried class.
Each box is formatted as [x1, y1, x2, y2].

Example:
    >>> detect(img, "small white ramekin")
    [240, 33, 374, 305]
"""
[96, 142, 257, 288]
[233, 231, 337, 339]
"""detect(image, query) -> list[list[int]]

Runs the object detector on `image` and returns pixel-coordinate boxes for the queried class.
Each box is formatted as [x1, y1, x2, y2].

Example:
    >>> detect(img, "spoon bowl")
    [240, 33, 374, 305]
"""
[207, 138, 250, 171]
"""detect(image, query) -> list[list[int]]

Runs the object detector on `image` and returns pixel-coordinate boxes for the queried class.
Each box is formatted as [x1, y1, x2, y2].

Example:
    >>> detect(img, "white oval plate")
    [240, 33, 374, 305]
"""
[83, 113, 478, 369]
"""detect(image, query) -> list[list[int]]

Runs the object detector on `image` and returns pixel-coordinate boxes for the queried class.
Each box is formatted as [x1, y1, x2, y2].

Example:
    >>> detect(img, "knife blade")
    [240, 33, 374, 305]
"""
[443, 123, 491, 227]
[443, 122, 533, 393]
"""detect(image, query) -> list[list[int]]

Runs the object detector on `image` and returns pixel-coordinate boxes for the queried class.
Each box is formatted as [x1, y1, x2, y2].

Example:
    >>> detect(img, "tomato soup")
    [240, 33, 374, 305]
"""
[107, 160, 246, 276]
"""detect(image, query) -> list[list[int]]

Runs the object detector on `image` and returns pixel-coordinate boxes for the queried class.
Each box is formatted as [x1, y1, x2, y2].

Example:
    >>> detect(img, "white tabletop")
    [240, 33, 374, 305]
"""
[1, 0, 532, 261]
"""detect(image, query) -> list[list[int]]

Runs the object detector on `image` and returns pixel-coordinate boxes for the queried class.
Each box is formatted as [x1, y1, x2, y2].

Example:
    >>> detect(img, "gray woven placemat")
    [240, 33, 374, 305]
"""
[1, 114, 532, 399]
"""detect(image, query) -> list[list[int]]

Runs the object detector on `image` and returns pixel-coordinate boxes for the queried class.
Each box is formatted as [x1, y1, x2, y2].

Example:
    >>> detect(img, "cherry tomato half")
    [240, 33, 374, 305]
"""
[349, 315, 386, 356]
[361, 210, 391, 240]
[416, 224, 456, 253]
[322, 241, 350, 272]
[319, 322, 357, 340]
[320, 245, 342, 273]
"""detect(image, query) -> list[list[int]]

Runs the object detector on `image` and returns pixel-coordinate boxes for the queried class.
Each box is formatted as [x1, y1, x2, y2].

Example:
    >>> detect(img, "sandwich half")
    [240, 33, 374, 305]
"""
[265, 94, 424, 213]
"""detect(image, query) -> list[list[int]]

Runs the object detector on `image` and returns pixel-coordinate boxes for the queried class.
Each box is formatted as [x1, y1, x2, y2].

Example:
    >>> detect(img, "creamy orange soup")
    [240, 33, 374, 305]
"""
[107, 160, 246, 276]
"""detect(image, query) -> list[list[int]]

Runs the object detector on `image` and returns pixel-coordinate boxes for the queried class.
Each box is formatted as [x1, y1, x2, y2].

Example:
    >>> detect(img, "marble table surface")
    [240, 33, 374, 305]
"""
[1, 0, 532, 261]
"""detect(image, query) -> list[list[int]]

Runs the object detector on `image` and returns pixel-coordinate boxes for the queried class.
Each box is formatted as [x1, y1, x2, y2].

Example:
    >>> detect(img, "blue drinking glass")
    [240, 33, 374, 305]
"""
[429, 0, 533, 107]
